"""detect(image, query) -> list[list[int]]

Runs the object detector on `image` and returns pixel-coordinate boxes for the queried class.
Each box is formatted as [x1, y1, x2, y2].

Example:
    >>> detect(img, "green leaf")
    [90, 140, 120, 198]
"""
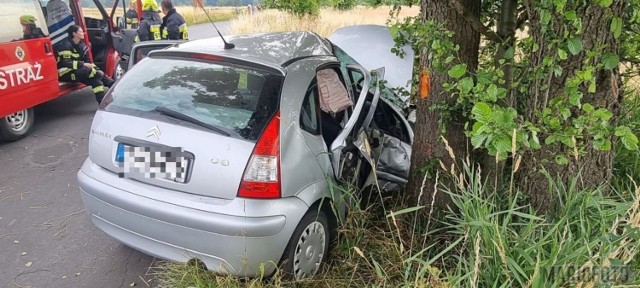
[593, 108, 613, 121]
[493, 135, 512, 154]
[617, 126, 639, 150]
[598, 0, 613, 7]
[622, 133, 639, 150]
[564, 11, 577, 21]
[558, 49, 568, 60]
[471, 133, 488, 148]
[554, 65, 563, 77]
[472, 102, 493, 123]
[486, 84, 498, 101]
[459, 77, 474, 94]
[588, 81, 596, 93]
[601, 53, 620, 69]
[611, 17, 622, 39]
[582, 103, 594, 112]
[594, 138, 612, 151]
[448, 64, 467, 79]
[531, 132, 541, 149]
[388, 206, 425, 217]
[569, 91, 582, 106]
[555, 155, 569, 165]
[567, 38, 583, 56]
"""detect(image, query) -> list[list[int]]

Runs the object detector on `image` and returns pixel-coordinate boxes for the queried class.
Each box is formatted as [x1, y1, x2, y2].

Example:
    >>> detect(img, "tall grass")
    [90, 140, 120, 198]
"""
[177, 6, 236, 26]
[229, 6, 419, 37]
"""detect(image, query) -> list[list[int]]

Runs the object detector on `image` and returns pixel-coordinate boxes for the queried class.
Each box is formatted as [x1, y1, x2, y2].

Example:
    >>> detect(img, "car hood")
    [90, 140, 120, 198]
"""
[329, 25, 414, 102]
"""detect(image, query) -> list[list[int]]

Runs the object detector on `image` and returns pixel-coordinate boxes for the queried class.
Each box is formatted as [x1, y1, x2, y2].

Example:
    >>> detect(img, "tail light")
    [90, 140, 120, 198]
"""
[238, 112, 281, 199]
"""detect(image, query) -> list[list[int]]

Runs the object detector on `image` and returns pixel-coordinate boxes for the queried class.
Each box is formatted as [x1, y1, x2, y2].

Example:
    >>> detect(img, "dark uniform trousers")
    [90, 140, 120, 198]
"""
[59, 66, 106, 103]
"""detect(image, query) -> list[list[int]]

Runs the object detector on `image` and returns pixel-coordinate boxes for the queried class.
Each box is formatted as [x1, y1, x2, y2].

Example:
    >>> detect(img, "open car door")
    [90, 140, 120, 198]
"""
[330, 26, 415, 192]
[107, 0, 139, 79]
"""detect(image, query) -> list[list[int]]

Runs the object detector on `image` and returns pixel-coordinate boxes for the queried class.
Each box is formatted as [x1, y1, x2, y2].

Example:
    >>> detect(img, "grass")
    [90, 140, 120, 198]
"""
[229, 6, 419, 37]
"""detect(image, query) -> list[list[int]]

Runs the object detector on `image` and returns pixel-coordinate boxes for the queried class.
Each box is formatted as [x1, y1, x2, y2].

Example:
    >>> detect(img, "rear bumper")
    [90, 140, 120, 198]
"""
[77, 159, 308, 277]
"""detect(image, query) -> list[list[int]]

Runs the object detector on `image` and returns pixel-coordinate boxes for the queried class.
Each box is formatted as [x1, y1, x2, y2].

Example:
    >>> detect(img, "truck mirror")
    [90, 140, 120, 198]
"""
[116, 17, 125, 29]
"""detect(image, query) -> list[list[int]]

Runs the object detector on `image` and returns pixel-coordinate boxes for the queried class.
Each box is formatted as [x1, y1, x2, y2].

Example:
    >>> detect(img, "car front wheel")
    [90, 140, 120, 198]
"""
[0, 108, 34, 142]
[281, 208, 330, 280]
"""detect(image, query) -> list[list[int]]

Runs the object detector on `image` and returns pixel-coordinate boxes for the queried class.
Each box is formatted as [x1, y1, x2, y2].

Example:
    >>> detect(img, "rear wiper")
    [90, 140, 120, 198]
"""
[154, 106, 231, 137]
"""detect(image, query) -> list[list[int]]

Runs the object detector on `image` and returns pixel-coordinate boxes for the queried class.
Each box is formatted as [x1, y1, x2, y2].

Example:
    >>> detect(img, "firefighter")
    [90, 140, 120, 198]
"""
[160, 0, 188, 40]
[135, 0, 162, 42]
[20, 15, 45, 40]
[55, 25, 114, 103]
[126, 0, 139, 29]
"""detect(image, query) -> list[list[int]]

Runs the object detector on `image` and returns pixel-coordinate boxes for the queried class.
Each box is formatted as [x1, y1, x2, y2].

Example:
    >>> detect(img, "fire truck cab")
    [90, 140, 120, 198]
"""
[0, 0, 137, 142]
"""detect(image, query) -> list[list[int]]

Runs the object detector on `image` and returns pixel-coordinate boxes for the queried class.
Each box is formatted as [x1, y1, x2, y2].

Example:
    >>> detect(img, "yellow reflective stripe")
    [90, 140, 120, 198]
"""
[58, 50, 80, 58]
[162, 28, 168, 39]
[58, 68, 71, 77]
[134, 35, 140, 43]
[93, 85, 105, 93]
[71, 74, 76, 81]
[179, 23, 188, 40]
[89, 68, 97, 78]
[59, 50, 72, 58]
[150, 24, 161, 40]
[73, 61, 78, 69]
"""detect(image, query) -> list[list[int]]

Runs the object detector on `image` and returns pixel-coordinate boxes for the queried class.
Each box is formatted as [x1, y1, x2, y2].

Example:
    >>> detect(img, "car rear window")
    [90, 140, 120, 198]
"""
[103, 58, 283, 141]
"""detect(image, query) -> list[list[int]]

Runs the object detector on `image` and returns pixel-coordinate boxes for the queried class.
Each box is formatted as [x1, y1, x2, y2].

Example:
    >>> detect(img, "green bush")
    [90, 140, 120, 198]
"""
[263, 0, 319, 16]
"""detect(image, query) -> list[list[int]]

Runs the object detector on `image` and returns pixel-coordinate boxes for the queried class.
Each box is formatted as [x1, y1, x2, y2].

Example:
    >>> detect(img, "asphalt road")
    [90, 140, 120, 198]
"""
[0, 22, 229, 288]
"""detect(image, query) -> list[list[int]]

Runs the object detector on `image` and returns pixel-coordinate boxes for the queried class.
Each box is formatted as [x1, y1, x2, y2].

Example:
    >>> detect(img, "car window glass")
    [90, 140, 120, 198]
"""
[300, 82, 320, 135]
[105, 58, 283, 141]
[1, 0, 49, 42]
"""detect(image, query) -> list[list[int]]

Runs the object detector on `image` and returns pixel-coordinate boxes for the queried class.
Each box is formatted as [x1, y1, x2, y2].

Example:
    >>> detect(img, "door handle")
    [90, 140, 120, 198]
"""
[44, 43, 52, 55]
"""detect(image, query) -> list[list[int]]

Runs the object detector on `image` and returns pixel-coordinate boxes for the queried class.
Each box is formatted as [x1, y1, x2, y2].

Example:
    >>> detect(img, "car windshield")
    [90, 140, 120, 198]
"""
[103, 57, 283, 141]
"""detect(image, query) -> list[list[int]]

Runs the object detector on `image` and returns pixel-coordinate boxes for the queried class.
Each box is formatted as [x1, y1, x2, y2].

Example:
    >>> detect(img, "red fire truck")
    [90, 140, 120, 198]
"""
[0, 0, 139, 142]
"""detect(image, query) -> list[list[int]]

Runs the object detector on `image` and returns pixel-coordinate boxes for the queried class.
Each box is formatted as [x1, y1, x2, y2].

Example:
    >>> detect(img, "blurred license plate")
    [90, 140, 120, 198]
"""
[116, 143, 190, 183]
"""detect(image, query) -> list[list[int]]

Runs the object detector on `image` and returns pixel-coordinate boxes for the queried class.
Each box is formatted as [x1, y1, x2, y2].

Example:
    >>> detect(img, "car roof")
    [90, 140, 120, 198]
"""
[164, 31, 336, 70]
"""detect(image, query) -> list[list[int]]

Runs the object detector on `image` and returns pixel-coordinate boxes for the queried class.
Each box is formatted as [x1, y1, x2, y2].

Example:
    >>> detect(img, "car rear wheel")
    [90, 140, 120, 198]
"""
[0, 108, 34, 142]
[281, 208, 330, 280]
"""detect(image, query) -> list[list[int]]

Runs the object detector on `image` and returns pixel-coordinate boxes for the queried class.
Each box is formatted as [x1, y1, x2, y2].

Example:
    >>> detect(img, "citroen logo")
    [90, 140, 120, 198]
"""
[146, 125, 161, 141]
[15, 46, 25, 61]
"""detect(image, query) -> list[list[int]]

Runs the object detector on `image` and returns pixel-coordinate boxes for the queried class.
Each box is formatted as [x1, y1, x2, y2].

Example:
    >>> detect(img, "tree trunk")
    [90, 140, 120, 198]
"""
[482, 0, 518, 188]
[405, 0, 481, 207]
[519, 1, 625, 212]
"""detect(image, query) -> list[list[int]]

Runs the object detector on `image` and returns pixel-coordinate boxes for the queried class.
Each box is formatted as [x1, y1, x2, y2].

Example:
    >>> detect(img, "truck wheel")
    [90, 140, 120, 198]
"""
[113, 62, 125, 81]
[280, 208, 330, 280]
[0, 108, 35, 142]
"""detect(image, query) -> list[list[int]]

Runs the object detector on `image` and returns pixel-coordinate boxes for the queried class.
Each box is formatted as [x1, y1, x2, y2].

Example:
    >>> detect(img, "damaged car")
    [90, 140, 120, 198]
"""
[77, 25, 414, 279]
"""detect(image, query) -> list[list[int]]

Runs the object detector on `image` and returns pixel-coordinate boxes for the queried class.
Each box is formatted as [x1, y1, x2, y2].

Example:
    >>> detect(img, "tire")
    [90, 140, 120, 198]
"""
[280, 208, 330, 280]
[0, 108, 35, 142]
[113, 61, 125, 81]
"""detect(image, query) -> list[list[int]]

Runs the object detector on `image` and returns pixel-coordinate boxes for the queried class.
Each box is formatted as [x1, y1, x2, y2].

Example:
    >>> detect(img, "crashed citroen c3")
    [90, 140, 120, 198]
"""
[77, 25, 414, 279]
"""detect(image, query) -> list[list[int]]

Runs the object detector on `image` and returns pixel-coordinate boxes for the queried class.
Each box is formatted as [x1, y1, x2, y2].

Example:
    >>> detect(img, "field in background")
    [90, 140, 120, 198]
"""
[80, 6, 237, 26]
[230, 6, 420, 37]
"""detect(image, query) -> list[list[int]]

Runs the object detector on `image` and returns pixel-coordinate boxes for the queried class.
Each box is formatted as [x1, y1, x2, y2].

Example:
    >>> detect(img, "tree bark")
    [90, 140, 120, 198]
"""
[482, 0, 519, 188]
[405, 0, 481, 207]
[519, 1, 625, 212]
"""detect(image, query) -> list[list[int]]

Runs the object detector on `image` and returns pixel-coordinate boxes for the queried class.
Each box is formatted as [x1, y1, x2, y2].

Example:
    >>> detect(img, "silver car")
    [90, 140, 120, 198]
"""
[78, 25, 413, 279]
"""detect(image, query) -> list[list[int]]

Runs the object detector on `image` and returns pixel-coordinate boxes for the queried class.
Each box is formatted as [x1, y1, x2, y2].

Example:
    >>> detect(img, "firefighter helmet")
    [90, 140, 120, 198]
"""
[19, 15, 36, 25]
[141, 0, 158, 11]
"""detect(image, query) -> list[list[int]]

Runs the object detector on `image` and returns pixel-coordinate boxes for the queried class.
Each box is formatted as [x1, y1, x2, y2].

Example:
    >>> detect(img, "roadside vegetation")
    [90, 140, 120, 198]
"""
[154, 0, 640, 287]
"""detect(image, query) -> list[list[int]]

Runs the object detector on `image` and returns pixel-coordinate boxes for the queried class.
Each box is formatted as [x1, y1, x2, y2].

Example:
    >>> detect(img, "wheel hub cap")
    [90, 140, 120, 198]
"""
[293, 221, 326, 280]
[4, 110, 28, 132]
